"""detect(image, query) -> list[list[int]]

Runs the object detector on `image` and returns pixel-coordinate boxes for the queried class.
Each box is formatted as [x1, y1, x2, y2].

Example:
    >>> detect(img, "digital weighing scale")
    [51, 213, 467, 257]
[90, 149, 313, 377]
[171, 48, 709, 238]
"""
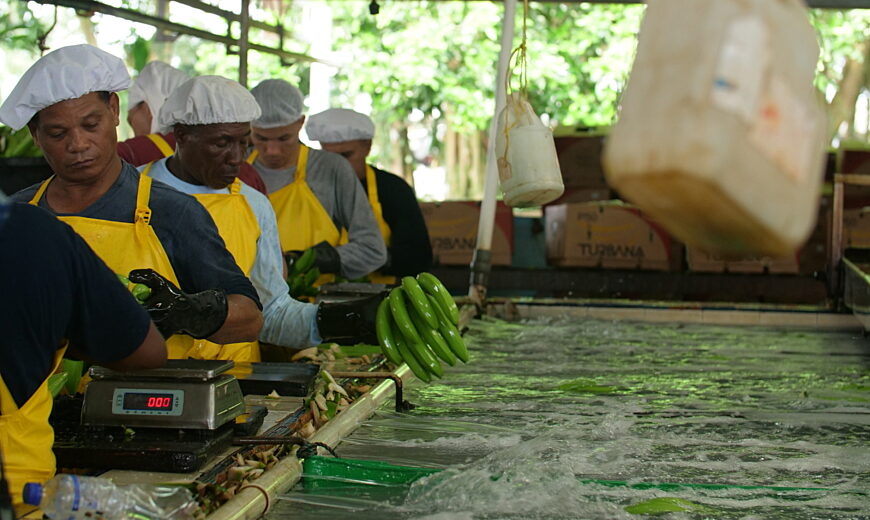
[82, 359, 244, 430]
[53, 360, 257, 473]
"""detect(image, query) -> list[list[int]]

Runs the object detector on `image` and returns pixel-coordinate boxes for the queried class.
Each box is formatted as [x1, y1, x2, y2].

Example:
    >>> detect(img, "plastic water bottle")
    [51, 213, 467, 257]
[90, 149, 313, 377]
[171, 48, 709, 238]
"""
[23, 474, 196, 520]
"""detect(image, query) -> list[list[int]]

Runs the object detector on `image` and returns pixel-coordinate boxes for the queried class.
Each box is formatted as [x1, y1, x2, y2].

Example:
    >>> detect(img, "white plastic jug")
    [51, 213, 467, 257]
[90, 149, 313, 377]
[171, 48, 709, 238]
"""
[496, 93, 565, 207]
[603, 0, 827, 257]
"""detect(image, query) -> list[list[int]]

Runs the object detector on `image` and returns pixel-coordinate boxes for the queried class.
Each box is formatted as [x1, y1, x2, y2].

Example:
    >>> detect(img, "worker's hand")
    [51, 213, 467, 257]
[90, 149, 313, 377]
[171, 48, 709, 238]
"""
[311, 241, 342, 275]
[315, 292, 388, 345]
[128, 268, 229, 339]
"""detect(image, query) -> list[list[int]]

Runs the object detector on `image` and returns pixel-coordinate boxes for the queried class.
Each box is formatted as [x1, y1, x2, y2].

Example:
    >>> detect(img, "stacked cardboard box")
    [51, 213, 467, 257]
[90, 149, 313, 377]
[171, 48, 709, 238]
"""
[419, 201, 513, 266]
[545, 201, 682, 271]
[548, 129, 613, 206]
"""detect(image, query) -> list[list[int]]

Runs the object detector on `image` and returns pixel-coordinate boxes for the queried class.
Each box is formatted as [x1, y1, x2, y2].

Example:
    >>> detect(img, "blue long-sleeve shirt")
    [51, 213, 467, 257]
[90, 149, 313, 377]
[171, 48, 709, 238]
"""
[144, 158, 321, 347]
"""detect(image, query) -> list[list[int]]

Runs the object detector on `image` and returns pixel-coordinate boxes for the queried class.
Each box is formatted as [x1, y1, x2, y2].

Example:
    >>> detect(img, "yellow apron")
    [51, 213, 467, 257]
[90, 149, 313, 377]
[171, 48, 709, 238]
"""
[250, 145, 348, 285]
[29, 173, 194, 359]
[365, 165, 395, 285]
[185, 178, 262, 362]
[0, 346, 66, 509]
[146, 133, 175, 157]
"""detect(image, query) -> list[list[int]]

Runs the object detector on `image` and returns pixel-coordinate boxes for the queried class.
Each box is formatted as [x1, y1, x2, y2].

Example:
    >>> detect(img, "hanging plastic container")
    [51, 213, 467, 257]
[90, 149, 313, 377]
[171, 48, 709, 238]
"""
[496, 93, 565, 207]
[603, 0, 827, 257]
[495, 5, 564, 208]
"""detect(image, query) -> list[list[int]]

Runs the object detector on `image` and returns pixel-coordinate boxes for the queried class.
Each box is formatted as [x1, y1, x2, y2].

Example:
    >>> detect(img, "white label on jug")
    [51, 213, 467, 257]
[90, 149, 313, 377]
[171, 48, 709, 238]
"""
[711, 16, 769, 123]
[749, 75, 815, 184]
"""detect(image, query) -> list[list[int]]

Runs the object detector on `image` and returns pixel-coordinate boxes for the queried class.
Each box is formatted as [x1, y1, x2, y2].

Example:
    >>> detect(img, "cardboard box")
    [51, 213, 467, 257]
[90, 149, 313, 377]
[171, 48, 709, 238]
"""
[553, 131, 608, 189]
[686, 248, 799, 274]
[545, 201, 682, 271]
[420, 201, 513, 266]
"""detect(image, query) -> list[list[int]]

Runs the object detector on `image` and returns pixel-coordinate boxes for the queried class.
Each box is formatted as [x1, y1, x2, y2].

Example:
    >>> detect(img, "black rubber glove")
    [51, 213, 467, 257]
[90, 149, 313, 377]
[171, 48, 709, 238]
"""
[128, 268, 229, 339]
[312, 241, 342, 274]
[316, 293, 386, 345]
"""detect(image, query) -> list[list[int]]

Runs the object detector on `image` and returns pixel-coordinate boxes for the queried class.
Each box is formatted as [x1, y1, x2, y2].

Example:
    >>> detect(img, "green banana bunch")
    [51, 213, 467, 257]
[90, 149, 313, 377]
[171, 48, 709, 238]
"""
[116, 273, 152, 304]
[375, 272, 468, 382]
[286, 247, 320, 300]
[0, 126, 42, 158]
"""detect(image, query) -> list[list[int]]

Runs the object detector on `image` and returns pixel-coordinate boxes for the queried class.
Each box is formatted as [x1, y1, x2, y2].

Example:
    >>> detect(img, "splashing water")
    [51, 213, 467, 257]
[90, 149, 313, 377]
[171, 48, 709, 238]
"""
[272, 316, 870, 519]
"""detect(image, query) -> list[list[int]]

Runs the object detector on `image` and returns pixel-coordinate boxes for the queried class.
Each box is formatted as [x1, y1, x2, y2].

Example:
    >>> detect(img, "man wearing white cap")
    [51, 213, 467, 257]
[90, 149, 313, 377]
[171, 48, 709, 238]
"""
[247, 79, 386, 282]
[144, 76, 384, 357]
[0, 189, 166, 510]
[118, 61, 269, 196]
[1, 44, 263, 360]
[307, 108, 433, 282]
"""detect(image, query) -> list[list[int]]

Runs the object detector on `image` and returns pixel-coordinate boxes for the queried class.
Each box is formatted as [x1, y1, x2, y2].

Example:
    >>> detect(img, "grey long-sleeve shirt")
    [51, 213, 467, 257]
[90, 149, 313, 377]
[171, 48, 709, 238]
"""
[252, 146, 387, 280]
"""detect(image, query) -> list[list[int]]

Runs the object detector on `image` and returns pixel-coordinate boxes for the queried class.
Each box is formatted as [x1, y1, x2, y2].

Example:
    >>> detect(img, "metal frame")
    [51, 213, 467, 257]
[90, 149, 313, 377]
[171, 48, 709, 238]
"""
[31, 0, 320, 86]
[829, 173, 870, 304]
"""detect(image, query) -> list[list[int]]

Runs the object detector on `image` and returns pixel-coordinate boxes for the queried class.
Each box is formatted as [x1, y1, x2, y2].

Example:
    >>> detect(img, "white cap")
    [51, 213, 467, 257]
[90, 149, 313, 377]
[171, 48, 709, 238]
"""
[128, 61, 189, 134]
[158, 76, 261, 131]
[306, 108, 375, 143]
[0, 44, 130, 131]
[250, 79, 304, 128]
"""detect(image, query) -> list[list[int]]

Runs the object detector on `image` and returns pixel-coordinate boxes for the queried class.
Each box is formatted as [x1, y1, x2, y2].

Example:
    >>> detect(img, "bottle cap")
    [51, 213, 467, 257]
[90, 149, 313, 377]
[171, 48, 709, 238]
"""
[22, 482, 43, 506]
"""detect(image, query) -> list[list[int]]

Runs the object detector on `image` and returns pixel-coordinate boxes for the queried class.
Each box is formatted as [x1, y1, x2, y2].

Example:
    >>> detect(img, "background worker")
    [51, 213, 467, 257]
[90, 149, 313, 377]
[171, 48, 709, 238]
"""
[307, 108, 433, 282]
[117, 61, 268, 195]
[248, 79, 387, 281]
[1, 44, 263, 359]
[0, 191, 167, 511]
[146, 75, 383, 352]
[125, 60, 189, 137]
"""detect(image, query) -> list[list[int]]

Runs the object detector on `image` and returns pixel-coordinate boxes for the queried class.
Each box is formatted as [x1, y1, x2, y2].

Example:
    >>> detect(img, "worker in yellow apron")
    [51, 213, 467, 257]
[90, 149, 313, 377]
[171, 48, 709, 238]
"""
[306, 108, 433, 282]
[0, 195, 166, 510]
[247, 79, 388, 283]
[248, 145, 348, 285]
[3, 44, 262, 358]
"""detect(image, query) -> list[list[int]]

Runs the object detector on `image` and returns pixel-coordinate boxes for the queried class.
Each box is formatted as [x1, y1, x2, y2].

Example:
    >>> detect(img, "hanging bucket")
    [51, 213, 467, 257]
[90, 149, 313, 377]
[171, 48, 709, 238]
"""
[496, 93, 565, 208]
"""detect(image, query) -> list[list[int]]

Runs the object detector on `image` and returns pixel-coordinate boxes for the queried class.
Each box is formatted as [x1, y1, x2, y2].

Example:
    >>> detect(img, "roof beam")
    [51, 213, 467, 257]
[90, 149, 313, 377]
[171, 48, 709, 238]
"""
[31, 0, 320, 63]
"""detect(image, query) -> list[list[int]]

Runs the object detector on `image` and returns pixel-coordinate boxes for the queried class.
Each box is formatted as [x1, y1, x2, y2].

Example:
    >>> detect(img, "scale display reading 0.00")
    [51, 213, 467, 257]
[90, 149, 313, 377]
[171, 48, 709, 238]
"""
[123, 392, 175, 411]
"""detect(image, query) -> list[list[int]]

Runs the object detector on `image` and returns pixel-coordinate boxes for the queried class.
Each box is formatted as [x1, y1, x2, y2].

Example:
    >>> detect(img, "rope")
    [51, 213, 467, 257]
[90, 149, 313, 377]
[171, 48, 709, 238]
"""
[500, 0, 532, 168]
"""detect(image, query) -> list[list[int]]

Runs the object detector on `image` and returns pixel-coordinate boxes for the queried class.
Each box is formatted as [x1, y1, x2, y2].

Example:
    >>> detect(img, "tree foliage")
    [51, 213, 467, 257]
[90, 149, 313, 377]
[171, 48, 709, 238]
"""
[0, 1, 48, 54]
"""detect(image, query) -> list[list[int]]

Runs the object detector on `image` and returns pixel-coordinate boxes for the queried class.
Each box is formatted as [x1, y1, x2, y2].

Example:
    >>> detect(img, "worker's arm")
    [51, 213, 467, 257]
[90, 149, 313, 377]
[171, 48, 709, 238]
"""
[208, 294, 264, 344]
[103, 322, 167, 370]
[327, 155, 388, 279]
[243, 187, 321, 347]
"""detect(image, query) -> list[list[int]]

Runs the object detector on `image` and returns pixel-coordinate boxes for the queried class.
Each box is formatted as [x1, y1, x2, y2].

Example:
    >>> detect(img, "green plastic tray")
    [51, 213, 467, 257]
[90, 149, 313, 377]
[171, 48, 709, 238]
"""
[302, 456, 441, 490]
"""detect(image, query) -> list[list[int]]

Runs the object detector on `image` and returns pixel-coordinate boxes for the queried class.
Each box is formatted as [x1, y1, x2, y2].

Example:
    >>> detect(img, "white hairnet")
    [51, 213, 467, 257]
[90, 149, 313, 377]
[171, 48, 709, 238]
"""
[0, 44, 130, 131]
[250, 79, 304, 128]
[158, 76, 261, 131]
[128, 61, 190, 134]
[306, 108, 375, 143]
